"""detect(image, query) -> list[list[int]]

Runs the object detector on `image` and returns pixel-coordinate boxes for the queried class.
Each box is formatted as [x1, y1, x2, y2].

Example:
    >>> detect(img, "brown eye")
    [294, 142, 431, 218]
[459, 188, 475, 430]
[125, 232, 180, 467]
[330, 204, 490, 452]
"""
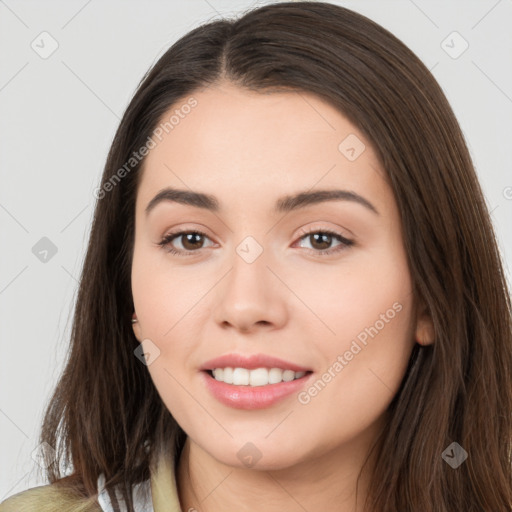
[295, 229, 354, 256]
[308, 232, 334, 251]
[158, 230, 213, 256]
[179, 232, 205, 250]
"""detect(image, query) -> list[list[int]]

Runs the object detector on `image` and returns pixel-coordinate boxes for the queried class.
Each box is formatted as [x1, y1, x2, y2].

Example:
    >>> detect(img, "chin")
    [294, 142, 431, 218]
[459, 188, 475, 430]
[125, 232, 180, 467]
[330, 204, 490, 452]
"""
[201, 438, 309, 472]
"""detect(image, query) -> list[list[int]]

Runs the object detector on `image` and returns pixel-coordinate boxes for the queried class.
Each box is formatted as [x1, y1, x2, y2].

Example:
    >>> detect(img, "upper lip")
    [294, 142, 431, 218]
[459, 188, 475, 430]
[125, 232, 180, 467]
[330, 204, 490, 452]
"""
[200, 353, 312, 372]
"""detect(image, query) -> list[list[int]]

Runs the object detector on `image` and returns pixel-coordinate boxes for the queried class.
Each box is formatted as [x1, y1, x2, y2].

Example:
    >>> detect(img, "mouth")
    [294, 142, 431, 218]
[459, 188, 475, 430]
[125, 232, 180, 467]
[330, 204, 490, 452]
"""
[200, 367, 314, 410]
[204, 368, 314, 387]
[199, 353, 314, 409]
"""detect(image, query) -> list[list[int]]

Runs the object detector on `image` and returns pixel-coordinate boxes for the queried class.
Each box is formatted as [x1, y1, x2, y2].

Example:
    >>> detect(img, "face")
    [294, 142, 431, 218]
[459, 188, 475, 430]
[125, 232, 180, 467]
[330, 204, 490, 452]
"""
[131, 81, 432, 470]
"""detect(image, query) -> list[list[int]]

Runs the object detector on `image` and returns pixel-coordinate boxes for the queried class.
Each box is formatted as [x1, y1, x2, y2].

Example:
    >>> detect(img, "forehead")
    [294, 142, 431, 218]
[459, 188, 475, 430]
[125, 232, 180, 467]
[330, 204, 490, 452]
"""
[136, 83, 391, 217]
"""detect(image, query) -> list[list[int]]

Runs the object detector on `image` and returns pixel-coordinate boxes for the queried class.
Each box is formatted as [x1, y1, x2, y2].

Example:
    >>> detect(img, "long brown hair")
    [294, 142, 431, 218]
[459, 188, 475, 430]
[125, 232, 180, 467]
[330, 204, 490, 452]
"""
[35, 2, 512, 510]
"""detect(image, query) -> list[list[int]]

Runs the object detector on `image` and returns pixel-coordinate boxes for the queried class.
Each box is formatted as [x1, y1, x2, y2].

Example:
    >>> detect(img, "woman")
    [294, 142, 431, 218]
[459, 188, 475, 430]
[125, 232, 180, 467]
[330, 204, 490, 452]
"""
[2, 1, 511, 511]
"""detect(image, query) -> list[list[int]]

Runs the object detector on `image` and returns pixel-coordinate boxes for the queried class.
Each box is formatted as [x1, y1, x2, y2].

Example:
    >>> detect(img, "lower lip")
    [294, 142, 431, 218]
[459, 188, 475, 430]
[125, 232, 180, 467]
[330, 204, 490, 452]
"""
[201, 370, 313, 410]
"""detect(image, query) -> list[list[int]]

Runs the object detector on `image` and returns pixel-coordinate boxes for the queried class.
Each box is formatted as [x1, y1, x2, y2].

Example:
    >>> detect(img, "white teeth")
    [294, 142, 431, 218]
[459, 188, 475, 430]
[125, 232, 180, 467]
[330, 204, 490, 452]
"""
[210, 367, 308, 386]
[232, 368, 249, 385]
[212, 368, 224, 381]
[223, 367, 233, 384]
[268, 368, 283, 384]
[249, 368, 268, 387]
[282, 369, 295, 382]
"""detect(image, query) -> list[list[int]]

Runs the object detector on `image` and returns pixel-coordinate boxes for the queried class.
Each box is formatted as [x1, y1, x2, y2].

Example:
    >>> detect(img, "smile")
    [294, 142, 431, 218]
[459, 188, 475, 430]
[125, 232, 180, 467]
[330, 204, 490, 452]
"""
[201, 369, 313, 410]
[209, 367, 308, 386]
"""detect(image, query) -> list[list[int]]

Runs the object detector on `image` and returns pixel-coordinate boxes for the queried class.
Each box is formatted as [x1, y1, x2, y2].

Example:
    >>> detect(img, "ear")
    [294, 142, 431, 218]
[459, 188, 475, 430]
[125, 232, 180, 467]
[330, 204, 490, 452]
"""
[414, 300, 435, 346]
[132, 313, 143, 343]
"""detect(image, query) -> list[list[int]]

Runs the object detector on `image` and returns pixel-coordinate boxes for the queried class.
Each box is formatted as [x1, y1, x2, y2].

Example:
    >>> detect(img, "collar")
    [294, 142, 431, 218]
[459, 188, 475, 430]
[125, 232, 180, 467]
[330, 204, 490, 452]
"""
[151, 448, 182, 512]
[97, 449, 182, 511]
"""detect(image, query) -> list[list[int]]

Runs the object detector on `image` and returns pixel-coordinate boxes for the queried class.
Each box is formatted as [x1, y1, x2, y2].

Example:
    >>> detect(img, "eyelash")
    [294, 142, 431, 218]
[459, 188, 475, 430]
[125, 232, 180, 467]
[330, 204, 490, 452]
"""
[157, 227, 354, 257]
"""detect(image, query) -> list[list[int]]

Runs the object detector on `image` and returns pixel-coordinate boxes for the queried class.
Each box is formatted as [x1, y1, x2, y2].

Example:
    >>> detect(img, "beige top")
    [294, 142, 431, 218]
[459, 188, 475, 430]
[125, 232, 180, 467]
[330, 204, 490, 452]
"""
[151, 449, 182, 512]
[0, 449, 182, 512]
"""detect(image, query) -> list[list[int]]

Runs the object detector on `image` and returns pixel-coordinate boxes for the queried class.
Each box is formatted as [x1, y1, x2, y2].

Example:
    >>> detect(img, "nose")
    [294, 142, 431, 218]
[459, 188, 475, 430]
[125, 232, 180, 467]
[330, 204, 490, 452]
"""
[212, 248, 288, 334]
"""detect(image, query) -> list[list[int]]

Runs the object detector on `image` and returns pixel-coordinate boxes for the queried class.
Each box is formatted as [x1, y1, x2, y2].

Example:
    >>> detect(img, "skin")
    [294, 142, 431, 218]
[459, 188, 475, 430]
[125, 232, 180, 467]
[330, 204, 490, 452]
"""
[131, 81, 434, 512]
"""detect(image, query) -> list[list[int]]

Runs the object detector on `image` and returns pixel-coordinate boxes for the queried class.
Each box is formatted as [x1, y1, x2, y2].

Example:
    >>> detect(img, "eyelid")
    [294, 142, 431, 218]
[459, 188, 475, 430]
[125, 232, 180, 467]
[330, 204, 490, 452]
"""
[294, 223, 353, 240]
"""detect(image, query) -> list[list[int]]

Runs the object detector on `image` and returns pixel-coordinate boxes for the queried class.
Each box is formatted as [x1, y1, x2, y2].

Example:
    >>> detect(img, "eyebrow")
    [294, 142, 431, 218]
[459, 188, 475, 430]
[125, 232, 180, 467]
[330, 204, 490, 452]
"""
[144, 187, 379, 216]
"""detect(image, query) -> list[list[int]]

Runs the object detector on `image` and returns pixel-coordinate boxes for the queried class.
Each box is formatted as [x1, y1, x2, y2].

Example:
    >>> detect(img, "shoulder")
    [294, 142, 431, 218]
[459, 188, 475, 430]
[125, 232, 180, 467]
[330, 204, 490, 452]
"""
[0, 483, 102, 512]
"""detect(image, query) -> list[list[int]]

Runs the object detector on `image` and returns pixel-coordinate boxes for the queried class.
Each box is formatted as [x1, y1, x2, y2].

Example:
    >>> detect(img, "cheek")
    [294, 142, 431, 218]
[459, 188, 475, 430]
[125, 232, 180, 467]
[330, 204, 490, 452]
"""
[287, 238, 412, 348]
[326, 269, 412, 348]
[292, 296, 414, 454]
[294, 248, 414, 437]
[131, 242, 206, 341]
[131, 246, 204, 418]
[146, 362, 193, 421]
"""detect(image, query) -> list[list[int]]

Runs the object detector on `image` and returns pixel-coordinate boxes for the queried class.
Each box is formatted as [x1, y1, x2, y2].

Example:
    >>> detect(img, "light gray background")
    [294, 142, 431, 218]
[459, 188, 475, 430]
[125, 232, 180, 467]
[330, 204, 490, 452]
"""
[1, 0, 511, 498]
